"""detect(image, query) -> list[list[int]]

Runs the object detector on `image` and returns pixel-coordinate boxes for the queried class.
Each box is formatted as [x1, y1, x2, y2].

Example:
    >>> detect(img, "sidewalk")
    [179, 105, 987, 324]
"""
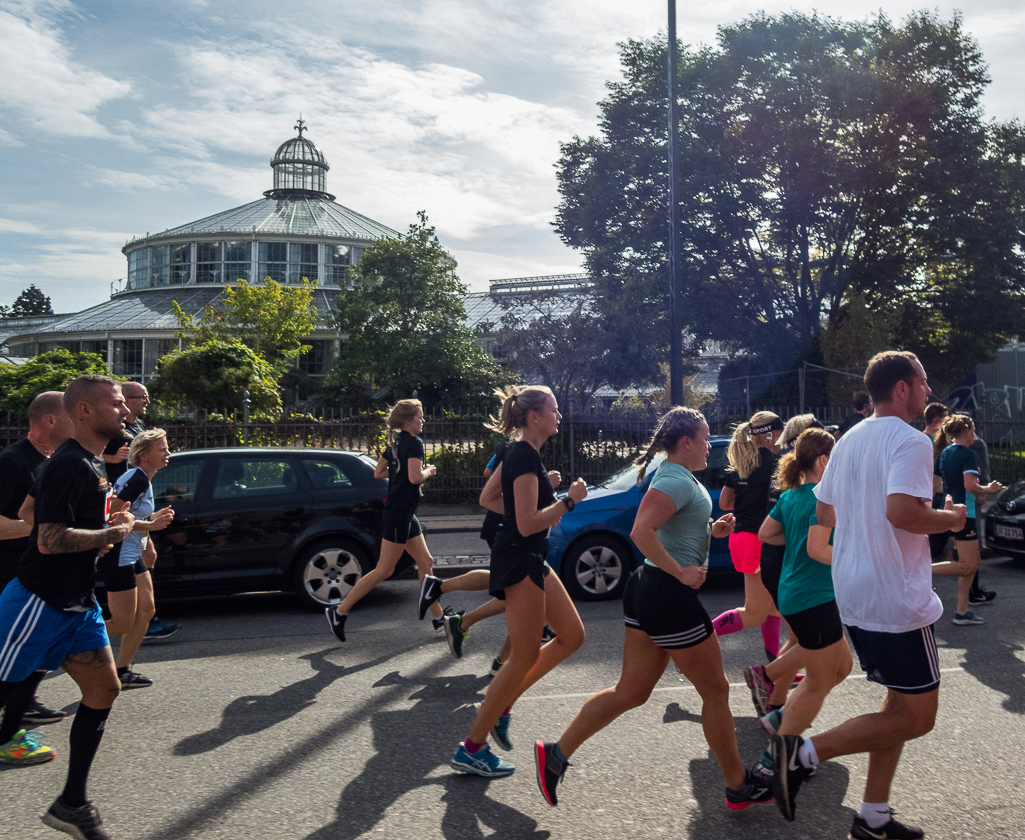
[416, 503, 485, 533]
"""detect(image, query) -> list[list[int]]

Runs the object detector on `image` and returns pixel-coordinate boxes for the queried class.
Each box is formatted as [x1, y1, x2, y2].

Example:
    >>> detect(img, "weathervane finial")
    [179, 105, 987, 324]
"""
[295, 116, 307, 137]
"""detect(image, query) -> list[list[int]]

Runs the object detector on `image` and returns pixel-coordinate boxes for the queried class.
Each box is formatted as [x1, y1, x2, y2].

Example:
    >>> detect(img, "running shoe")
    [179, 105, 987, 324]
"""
[535, 740, 569, 806]
[851, 811, 924, 840]
[953, 610, 984, 625]
[451, 742, 515, 777]
[760, 708, 784, 737]
[491, 713, 513, 751]
[444, 613, 467, 658]
[771, 733, 814, 822]
[0, 729, 56, 766]
[968, 586, 997, 605]
[743, 664, 775, 716]
[325, 607, 347, 642]
[418, 574, 443, 620]
[432, 605, 463, 632]
[487, 657, 503, 680]
[118, 669, 153, 689]
[20, 699, 67, 726]
[725, 766, 774, 811]
[142, 617, 181, 643]
[541, 624, 557, 644]
[41, 797, 111, 840]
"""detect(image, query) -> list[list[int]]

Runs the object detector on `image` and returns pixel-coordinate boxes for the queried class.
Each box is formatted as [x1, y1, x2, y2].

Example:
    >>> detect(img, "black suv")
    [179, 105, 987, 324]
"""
[145, 448, 389, 609]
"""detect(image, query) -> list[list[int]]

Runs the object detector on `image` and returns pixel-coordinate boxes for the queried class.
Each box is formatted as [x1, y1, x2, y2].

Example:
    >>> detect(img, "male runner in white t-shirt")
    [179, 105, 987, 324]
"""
[771, 351, 966, 840]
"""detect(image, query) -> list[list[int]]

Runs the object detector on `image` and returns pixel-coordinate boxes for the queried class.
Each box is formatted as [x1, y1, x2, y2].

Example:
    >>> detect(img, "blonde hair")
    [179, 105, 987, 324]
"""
[634, 407, 707, 484]
[934, 413, 973, 461]
[727, 411, 780, 479]
[128, 429, 167, 467]
[775, 428, 834, 492]
[385, 399, 423, 450]
[485, 385, 554, 439]
[779, 414, 817, 451]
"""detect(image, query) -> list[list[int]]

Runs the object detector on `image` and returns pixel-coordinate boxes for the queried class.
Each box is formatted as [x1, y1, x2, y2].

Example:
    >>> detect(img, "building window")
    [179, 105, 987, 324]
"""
[150, 245, 170, 288]
[258, 242, 287, 283]
[144, 338, 178, 379]
[81, 340, 107, 361]
[113, 339, 144, 377]
[288, 243, 318, 284]
[129, 248, 150, 290]
[298, 340, 332, 376]
[196, 242, 222, 285]
[330, 245, 351, 285]
[223, 241, 250, 284]
[170, 243, 191, 286]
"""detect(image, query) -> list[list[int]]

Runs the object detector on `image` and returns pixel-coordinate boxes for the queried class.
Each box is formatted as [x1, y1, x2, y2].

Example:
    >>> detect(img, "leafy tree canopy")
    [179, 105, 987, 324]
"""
[149, 339, 281, 414]
[0, 284, 54, 318]
[0, 350, 110, 420]
[556, 11, 1025, 381]
[329, 212, 504, 407]
[172, 278, 318, 368]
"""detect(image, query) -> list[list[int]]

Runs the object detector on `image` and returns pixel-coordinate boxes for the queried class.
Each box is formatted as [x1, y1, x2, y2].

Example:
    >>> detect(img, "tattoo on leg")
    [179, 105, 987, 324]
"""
[63, 646, 115, 670]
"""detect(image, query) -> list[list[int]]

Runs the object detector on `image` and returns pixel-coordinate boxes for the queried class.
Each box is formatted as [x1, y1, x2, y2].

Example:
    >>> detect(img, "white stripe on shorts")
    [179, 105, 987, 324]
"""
[0, 592, 46, 681]
[650, 623, 709, 648]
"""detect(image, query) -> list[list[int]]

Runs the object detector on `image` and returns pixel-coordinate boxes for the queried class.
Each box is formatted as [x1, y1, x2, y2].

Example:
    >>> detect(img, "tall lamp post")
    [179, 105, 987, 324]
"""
[667, 1, 684, 405]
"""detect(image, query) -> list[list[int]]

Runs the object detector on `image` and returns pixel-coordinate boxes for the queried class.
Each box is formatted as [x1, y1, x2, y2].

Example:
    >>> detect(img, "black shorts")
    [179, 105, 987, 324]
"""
[622, 564, 714, 650]
[950, 517, 977, 542]
[759, 543, 785, 608]
[489, 541, 550, 599]
[782, 599, 844, 650]
[846, 622, 940, 695]
[96, 556, 148, 593]
[381, 506, 422, 544]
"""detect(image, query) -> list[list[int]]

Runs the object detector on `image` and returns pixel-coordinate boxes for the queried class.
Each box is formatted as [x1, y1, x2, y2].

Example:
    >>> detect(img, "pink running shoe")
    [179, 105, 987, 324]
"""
[743, 664, 774, 716]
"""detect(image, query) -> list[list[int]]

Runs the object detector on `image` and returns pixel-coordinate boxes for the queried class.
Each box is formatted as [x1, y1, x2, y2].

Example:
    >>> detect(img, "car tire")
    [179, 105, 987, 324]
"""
[559, 534, 632, 601]
[294, 539, 372, 611]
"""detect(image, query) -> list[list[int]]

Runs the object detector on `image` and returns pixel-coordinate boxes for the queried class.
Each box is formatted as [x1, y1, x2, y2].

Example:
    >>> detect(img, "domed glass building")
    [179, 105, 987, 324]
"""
[4, 122, 400, 381]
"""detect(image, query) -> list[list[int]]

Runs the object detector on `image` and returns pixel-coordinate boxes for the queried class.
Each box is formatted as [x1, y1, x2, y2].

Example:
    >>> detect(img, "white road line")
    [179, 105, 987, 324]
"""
[518, 665, 966, 703]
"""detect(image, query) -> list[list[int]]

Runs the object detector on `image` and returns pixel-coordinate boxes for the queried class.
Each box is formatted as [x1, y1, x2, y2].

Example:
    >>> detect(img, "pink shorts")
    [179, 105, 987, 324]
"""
[728, 531, 762, 574]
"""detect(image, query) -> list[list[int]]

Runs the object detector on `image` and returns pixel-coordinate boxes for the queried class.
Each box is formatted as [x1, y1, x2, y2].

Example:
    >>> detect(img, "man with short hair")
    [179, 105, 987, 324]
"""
[772, 351, 965, 839]
[0, 376, 135, 840]
[837, 390, 873, 437]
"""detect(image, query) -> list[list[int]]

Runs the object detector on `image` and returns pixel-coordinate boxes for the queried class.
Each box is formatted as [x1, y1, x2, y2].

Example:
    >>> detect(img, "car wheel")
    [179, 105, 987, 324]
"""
[294, 539, 371, 611]
[560, 535, 632, 601]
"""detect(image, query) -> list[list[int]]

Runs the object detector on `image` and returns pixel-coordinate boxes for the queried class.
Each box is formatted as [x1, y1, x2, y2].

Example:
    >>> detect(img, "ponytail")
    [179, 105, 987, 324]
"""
[774, 427, 834, 491]
[934, 414, 973, 461]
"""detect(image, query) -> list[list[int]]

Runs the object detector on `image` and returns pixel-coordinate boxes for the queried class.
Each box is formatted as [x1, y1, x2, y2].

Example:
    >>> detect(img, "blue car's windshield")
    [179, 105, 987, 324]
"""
[601, 453, 666, 491]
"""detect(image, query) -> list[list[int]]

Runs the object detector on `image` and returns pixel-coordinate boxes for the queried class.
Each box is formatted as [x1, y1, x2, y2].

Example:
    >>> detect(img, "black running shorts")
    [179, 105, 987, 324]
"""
[96, 555, 148, 593]
[845, 622, 940, 694]
[759, 542, 785, 608]
[622, 563, 713, 650]
[782, 599, 844, 650]
[950, 517, 978, 542]
[381, 506, 422, 544]
[488, 539, 549, 600]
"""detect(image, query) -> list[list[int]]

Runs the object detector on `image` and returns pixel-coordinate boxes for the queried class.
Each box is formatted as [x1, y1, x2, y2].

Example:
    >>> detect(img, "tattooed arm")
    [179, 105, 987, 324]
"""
[37, 508, 135, 555]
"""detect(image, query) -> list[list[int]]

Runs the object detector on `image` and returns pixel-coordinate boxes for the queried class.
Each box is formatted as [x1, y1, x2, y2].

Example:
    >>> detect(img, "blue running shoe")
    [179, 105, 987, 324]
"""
[760, 708, 784, 736]
[451, 742, 515, 777]
[491, 713, 513, 751]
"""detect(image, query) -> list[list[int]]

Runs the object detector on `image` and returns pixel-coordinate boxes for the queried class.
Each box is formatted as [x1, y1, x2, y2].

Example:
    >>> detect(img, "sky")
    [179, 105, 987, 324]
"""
[1, 0, 1023, 313]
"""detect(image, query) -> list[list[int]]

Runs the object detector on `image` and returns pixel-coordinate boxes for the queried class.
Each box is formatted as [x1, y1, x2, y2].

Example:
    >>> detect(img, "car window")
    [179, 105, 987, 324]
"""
[152, 459, 206, 504]
[212, 458, 298, 500]
[300, 459, 354, 489]
[602, 453, 666, 491]
[693, 444, 729, 491]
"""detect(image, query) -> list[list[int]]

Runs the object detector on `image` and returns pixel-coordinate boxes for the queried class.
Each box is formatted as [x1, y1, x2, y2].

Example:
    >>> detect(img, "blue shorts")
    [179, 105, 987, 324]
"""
[846, 622, 940, 695]
[0, 579, 109, 682]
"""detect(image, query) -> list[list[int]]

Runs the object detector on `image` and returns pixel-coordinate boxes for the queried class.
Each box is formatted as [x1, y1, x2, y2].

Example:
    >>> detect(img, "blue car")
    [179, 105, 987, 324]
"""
[546, 436, 733, 601]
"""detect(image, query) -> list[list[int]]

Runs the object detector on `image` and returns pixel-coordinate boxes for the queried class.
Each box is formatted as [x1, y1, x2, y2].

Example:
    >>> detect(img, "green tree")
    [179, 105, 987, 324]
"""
[2, 285, 54, 318]
[0, 350, 110, 419]
[555, 11, 1025, 379]
[172, 278, 318, 367]
[149, 339, 281, 414]
[329, 212, 503, 407]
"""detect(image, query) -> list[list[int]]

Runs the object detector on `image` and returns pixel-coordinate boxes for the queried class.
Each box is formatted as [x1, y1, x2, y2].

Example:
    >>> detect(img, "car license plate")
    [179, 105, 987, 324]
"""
[994, 524, 1024, 542]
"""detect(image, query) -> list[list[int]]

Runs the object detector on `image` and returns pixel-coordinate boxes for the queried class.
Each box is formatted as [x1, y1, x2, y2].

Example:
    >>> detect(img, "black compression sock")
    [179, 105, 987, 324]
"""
[0, 670, 46, 744]
[62, 704, 111, 808]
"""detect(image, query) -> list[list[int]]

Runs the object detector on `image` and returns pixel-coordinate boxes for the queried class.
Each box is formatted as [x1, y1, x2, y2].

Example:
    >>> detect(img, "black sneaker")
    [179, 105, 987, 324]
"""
[534, 740, 570, 806]
[325, 608, 346, 642]
[851, 811, 924, 840]
[968, 587, 996, 605]
[726, 766, 774, 811]
[541, 624, 557, 644]
[20, 698, 67, 726]
[444, 613, 466, 658]
[41, 797, 111, 840]
[418, 575, 443, 620]
[771, 733, 814, 822]
[119, 669, 153, 689]
[142, 617, 181, 643]
[433, 605, 463, 633]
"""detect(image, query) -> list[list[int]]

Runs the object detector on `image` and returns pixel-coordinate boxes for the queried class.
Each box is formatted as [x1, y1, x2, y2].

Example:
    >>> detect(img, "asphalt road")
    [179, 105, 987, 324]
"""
[4, 549, 1025, 840]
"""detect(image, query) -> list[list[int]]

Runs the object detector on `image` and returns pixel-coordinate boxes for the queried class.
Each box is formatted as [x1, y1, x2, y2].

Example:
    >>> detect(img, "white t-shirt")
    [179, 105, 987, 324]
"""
[815, 415, 942, 633]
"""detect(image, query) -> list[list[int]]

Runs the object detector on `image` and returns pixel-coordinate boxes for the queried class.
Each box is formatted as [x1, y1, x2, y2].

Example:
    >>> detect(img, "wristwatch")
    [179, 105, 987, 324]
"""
[563, 497, 575, 512]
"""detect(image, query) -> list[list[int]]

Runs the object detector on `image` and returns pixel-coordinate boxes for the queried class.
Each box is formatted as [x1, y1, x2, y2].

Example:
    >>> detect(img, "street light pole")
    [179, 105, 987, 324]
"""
[667, 0, 684, 406]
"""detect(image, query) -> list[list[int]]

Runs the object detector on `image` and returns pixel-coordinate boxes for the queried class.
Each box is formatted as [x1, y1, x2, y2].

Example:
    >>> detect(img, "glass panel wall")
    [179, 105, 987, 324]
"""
[113, 339, 144, 377]
[144, 338, 178, 378]
[298, 340, 332, 376]
[195, 242, 222, 285]
[330, 245, 350, 285]
[128, 248, 150, 290]
[81, 340, 107, 361]
[223, 241, 250, 284]
[150, 245, 170, 287]
[258, 242, 287, 283]
[288, 243, 319, 283]
[170, 243, 191, 285]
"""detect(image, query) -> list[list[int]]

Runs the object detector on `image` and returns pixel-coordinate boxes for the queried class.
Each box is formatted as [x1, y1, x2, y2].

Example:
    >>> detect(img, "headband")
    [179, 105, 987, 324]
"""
[751, 417, 784, 436]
